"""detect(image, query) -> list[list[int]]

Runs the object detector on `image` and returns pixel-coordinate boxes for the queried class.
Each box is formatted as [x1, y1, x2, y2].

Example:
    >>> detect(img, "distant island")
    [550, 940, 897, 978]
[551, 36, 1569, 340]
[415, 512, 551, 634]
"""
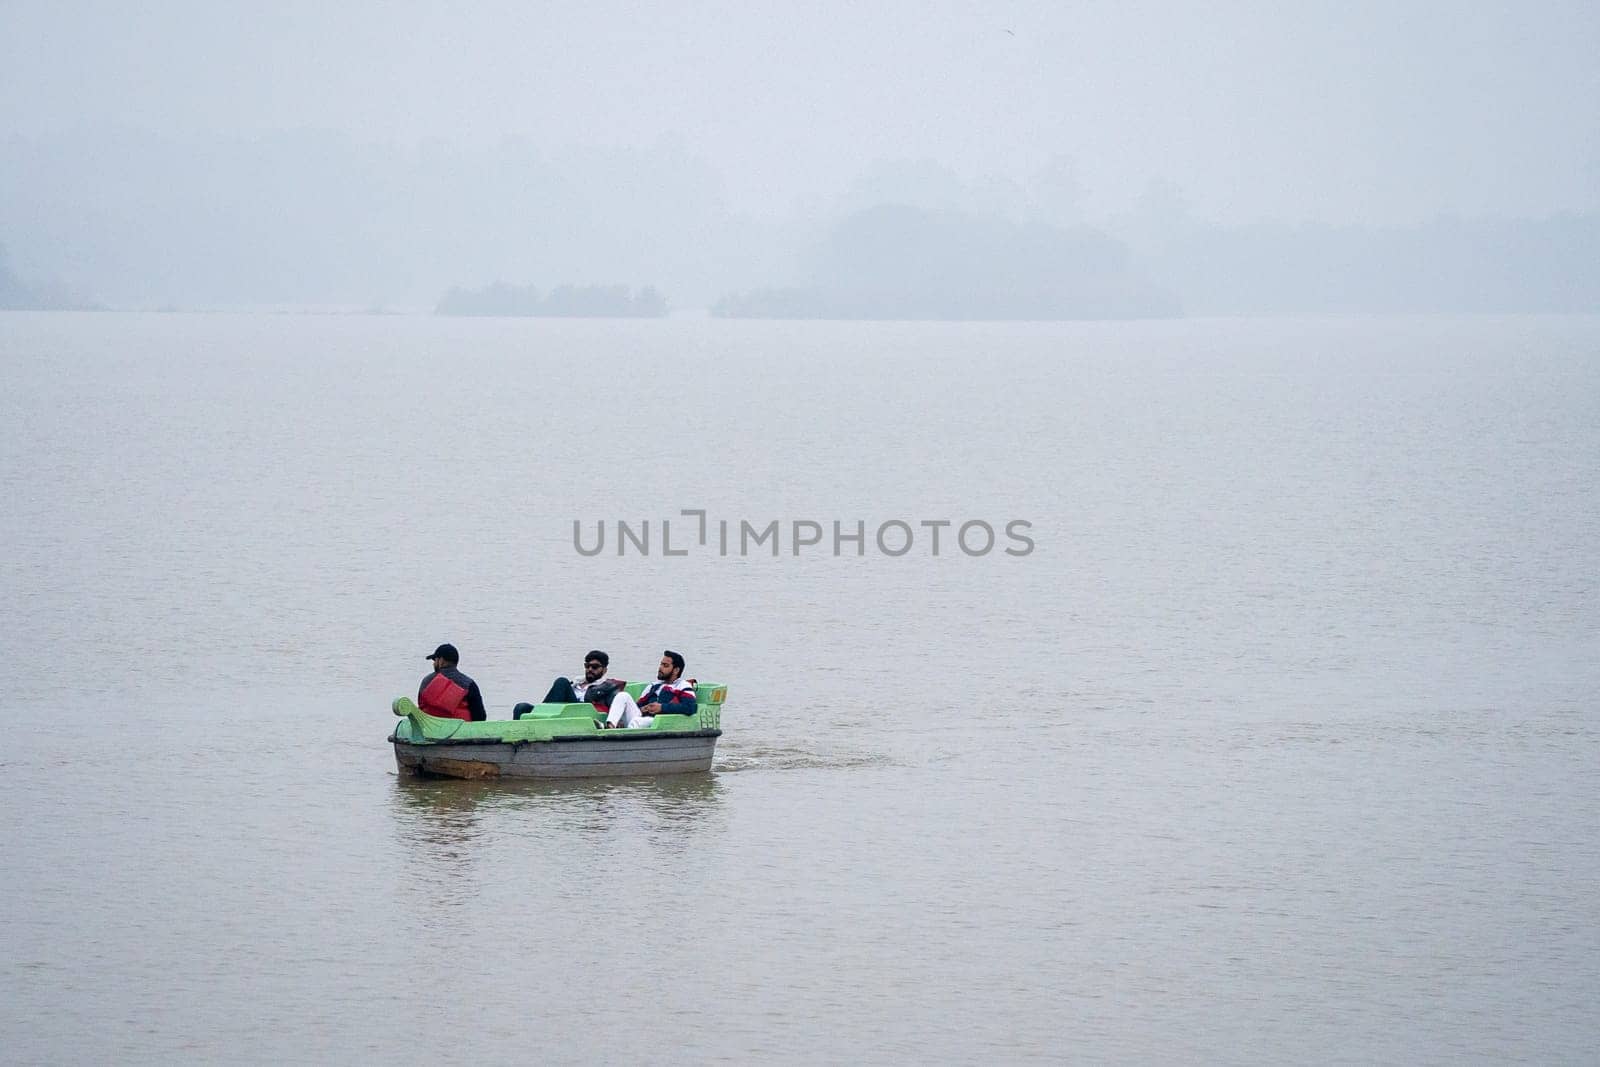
[436, 282, 667, 318]
[713, 206, 1181, 321]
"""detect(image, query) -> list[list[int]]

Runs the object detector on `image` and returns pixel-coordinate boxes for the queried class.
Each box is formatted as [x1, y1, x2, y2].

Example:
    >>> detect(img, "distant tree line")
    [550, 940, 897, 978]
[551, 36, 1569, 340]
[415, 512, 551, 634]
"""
[713, 205, 1600, 320]
[713, 206, 1180, 321]
[436, 282, 667, 318]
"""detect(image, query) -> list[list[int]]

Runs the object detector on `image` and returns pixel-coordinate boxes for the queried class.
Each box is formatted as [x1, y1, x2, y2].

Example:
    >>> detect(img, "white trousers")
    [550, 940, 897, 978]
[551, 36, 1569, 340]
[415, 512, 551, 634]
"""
[605, 692, 655, 729]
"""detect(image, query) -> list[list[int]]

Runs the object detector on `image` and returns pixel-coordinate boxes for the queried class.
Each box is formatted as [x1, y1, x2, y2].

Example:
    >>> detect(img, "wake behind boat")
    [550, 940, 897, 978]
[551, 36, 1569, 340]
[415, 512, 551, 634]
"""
[389, 682, 728, 779]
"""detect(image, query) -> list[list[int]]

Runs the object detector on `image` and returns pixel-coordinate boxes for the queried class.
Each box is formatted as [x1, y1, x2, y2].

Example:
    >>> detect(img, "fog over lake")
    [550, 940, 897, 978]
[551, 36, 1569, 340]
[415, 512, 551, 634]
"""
[2, 4, 1598, 1063]
[2, 2, 1597, 312]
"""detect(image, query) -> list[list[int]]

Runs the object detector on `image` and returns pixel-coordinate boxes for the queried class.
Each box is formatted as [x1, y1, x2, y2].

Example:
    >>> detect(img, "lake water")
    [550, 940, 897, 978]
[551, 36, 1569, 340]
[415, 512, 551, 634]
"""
[2, 311, 1597, 1063]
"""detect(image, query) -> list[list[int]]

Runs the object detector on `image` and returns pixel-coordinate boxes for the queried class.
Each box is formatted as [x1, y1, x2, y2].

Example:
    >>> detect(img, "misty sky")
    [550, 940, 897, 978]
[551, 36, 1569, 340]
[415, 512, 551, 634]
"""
[4, 0, 1597, 226]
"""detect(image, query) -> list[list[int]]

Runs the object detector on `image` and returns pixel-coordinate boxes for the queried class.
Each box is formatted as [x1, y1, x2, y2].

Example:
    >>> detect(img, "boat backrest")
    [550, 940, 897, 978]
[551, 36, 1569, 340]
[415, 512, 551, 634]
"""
[516, 683, 727, 725]
[621, 681, 727, 705]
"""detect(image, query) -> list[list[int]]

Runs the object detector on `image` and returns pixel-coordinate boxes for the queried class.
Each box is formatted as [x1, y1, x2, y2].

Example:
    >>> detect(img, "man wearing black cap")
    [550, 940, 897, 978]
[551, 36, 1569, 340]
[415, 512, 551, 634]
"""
[418, 643, 487, 722]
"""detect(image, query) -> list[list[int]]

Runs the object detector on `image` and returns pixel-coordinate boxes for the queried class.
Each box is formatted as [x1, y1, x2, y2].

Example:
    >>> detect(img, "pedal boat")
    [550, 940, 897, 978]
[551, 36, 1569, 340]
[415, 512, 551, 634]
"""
[389, 683, 727, 779]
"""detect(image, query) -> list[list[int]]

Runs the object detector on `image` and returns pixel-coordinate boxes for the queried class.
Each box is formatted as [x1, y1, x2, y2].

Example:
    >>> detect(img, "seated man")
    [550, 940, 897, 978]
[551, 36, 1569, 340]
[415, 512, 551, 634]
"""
[418, 643, 487, 722]
[513, 650, 626, 720]
[600, 650, 697, 729]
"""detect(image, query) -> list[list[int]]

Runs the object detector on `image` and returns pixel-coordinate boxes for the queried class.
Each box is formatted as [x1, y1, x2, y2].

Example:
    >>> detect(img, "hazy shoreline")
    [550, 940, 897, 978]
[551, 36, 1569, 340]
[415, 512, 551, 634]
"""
[5, 204, 1594, 318]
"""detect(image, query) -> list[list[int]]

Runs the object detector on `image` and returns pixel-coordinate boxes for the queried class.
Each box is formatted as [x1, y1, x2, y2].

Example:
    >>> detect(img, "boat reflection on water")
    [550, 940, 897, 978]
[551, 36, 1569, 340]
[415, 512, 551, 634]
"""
[387, 772, 729, 906]
[389, 770, 724, 824]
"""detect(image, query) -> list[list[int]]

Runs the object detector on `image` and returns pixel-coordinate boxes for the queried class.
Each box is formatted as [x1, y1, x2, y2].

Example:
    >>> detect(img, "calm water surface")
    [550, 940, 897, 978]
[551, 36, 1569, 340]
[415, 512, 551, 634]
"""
[1, 312, 1597, 1063]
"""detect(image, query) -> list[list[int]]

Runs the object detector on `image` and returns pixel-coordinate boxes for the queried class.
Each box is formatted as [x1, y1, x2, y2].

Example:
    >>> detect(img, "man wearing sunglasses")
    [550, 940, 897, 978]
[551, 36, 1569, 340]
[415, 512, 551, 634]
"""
[513, 650, 625, 720]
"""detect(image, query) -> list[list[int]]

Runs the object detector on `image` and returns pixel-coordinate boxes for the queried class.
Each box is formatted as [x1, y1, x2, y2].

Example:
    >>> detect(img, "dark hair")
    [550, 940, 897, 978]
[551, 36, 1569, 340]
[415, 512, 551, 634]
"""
[663, 649, 685, 674]
[586, 650, 609, 668]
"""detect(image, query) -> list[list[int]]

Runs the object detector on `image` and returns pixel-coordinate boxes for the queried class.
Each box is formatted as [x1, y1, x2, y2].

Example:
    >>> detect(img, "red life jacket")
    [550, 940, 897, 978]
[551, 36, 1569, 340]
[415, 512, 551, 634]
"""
[420, 671, 472, 721]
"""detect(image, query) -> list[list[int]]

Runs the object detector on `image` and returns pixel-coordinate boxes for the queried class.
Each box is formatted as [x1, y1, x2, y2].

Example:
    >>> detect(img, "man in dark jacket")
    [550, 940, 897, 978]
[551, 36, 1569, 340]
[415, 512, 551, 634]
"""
[418, 643, 487, 722]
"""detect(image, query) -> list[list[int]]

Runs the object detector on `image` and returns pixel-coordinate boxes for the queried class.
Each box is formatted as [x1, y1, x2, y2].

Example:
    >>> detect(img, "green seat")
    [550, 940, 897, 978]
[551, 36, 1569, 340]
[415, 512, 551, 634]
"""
[522, 701, 600, 720]
[646, 683, 724, 730]
[522, 682, 727, 728]
[521, 703, 601, 723]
